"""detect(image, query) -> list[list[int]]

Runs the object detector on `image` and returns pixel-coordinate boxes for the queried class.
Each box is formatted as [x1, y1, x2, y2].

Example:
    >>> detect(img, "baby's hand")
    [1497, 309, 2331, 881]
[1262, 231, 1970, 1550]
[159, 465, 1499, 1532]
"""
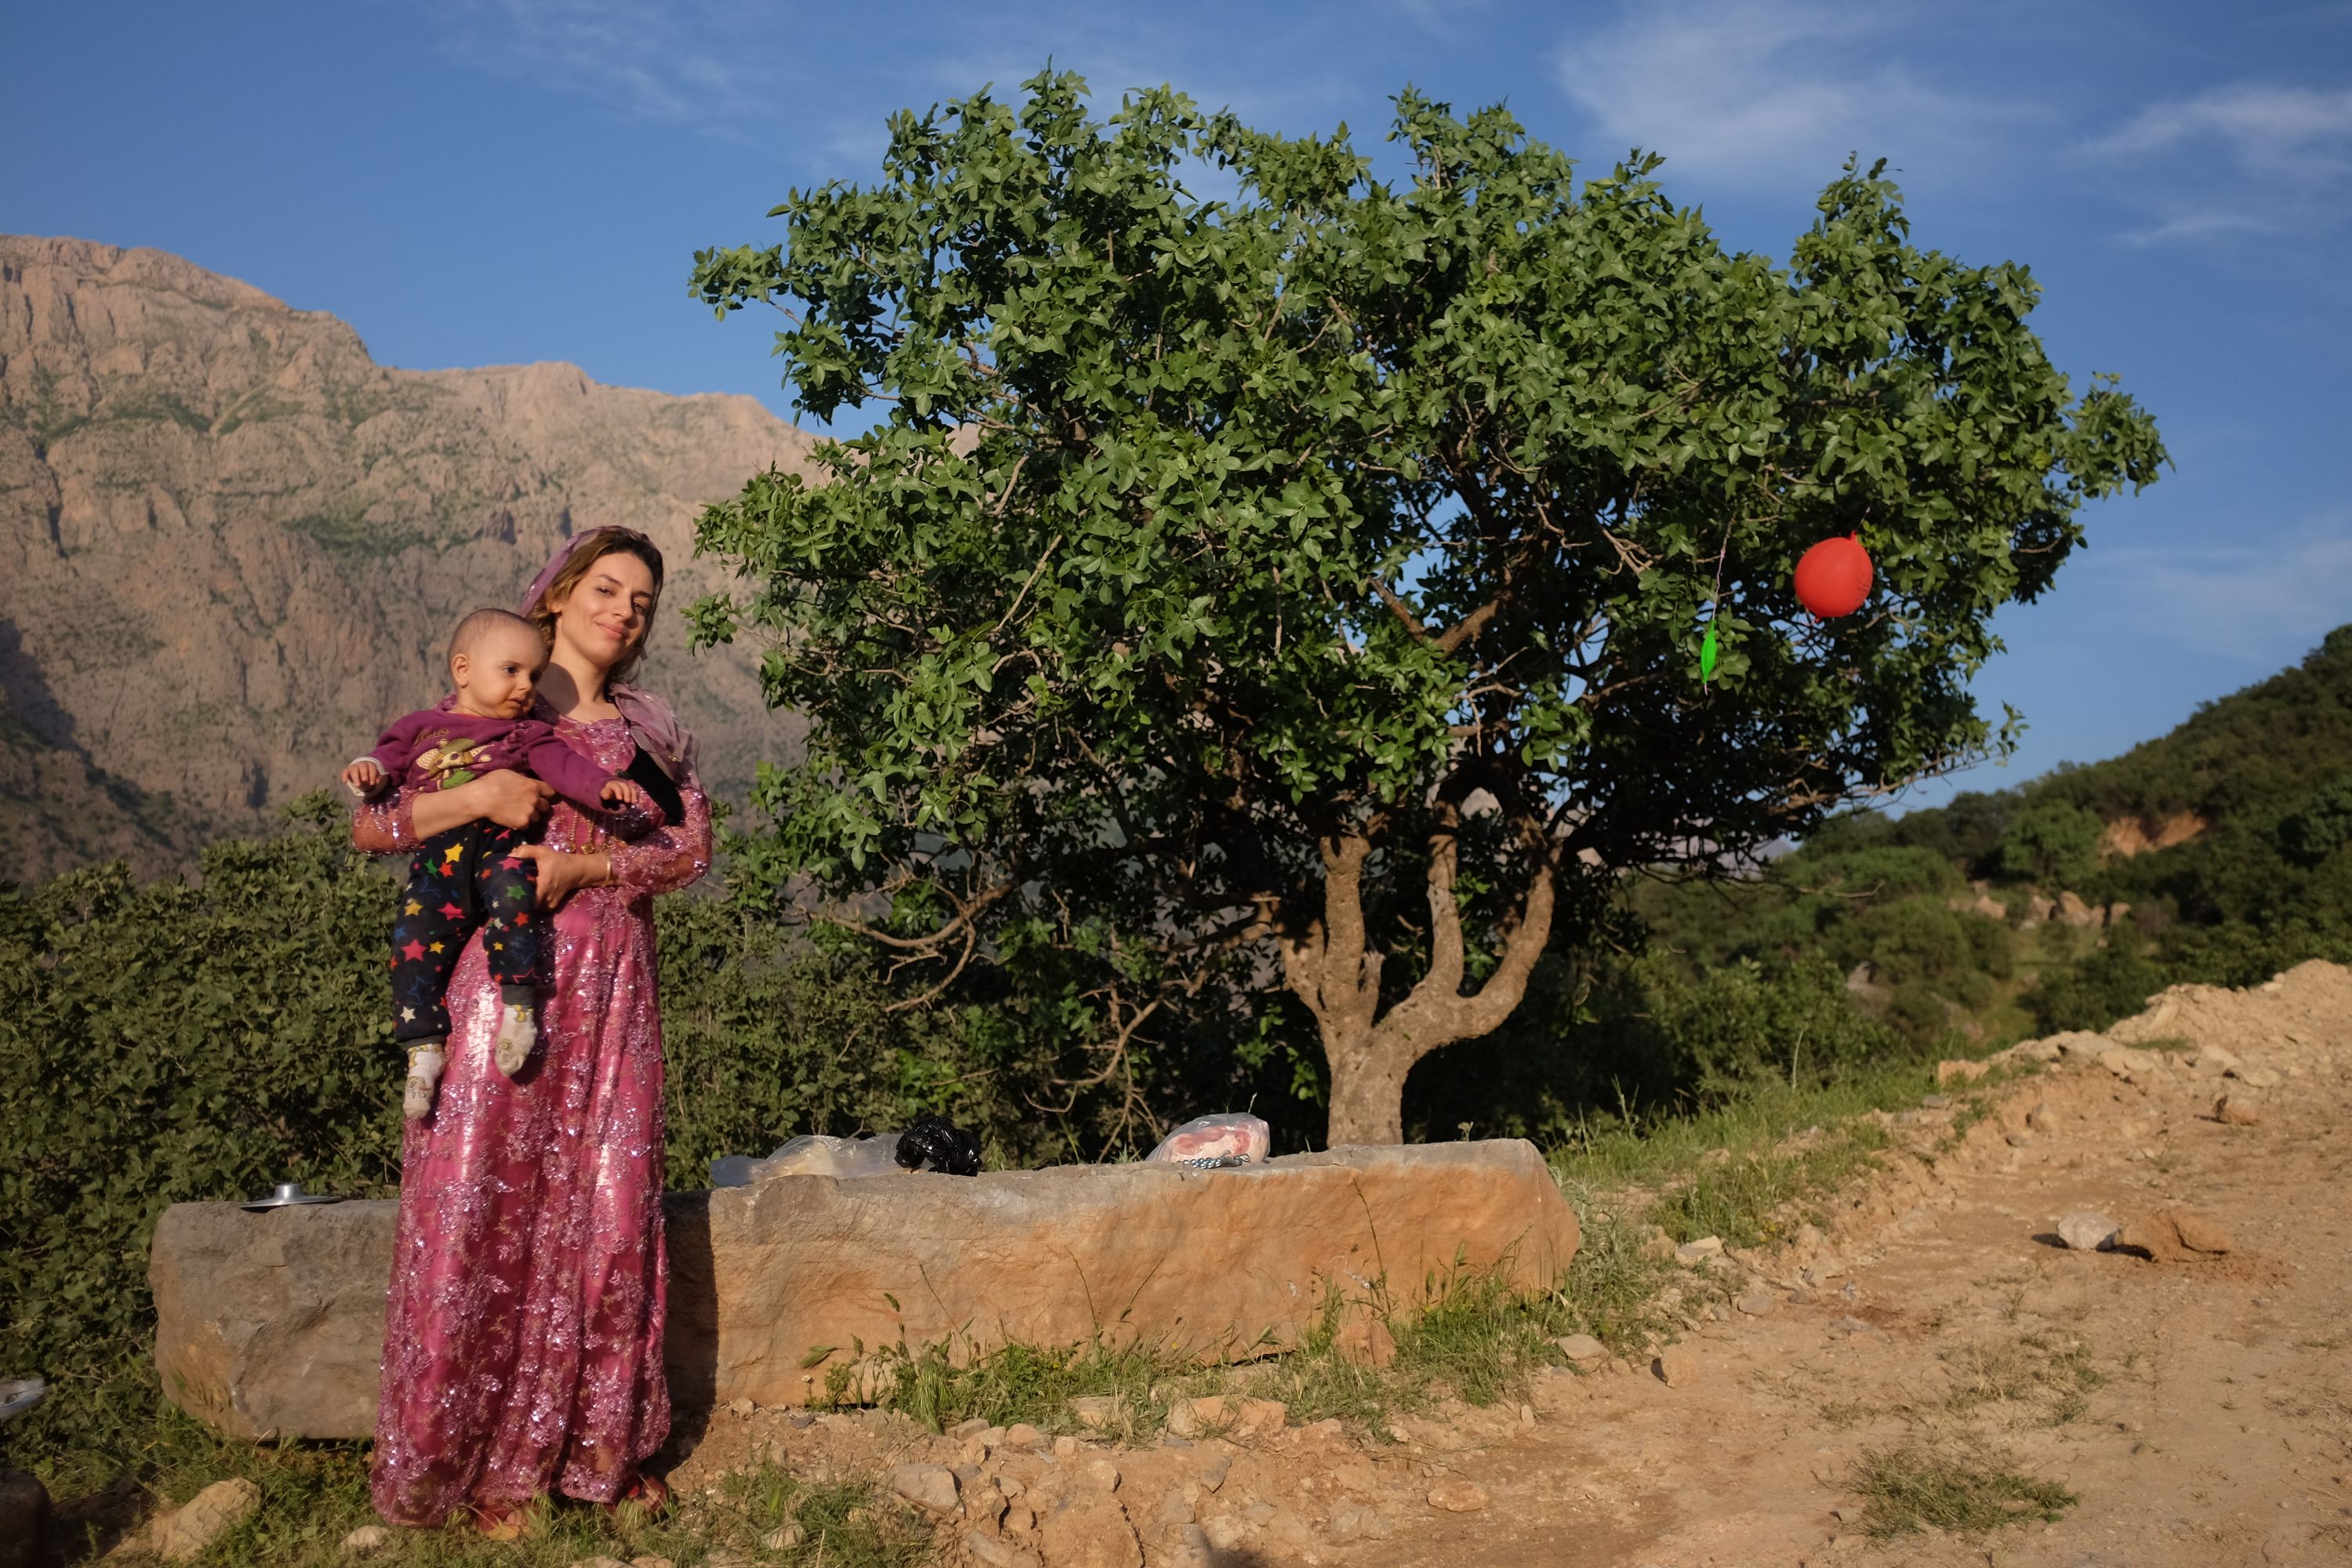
[601, 777, 647, 808]
[341, 759, 387, 798]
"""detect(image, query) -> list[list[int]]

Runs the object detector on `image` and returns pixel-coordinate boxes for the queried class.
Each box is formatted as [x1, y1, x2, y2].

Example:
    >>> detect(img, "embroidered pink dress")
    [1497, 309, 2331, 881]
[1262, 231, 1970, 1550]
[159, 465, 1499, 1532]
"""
[355, 711, 711, 1526]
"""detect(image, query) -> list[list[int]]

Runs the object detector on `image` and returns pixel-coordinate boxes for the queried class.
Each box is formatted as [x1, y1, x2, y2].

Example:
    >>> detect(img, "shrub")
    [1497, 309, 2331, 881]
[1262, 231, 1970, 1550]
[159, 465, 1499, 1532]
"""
[1994, 801, 2103, 890]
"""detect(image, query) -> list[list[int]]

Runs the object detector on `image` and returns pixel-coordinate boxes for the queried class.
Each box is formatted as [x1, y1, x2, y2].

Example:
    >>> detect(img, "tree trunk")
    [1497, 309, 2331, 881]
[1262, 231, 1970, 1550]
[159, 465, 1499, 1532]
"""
[1279, 816, 1556, 1146]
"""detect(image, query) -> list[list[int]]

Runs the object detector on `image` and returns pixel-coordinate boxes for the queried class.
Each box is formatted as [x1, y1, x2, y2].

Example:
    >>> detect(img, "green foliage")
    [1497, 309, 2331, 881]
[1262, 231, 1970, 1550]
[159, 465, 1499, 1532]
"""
[688, 69, 2162, 1137]
[0, 798, 1073, 1468]
[0, 800, 404, 1466]
[1994, 801, 2102, 888]
[2278, 779, 2352, 867]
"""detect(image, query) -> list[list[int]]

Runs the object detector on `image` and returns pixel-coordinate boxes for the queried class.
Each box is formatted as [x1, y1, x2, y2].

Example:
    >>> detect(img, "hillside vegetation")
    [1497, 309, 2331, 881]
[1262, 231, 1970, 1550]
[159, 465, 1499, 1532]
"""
[1642, 625, 2352, 1046]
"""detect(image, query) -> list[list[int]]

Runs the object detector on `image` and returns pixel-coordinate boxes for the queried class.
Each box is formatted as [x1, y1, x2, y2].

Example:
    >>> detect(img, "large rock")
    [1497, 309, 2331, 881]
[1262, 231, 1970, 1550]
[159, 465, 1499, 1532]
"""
[150, 1200, 397, 1440]
[151, 1141, 1577, 1439]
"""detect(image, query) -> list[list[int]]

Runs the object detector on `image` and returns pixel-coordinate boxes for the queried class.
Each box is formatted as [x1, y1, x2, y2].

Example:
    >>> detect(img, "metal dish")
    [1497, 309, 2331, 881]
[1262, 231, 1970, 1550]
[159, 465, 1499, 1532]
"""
[0, 1377, 45, 1424]
[241, 1181, 346, 1212]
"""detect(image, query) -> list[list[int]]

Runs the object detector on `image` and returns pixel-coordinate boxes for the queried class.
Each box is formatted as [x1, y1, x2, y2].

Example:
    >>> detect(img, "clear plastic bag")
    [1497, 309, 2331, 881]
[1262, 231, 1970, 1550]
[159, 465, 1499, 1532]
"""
[709, 1133, 906, 1188]
[1145, 1112, 1272, 1167]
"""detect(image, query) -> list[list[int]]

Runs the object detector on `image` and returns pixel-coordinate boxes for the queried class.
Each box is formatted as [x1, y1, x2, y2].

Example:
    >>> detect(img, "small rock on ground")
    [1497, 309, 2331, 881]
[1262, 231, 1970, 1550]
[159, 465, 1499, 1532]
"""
[2057, 1210, 2118, 1250]
[965, 1531, 1043, 1568]
[760, 1523, 805, 1549]
[2216, 1090, 2264, 1125]
[2118, 1206, 2234, 1260]
[1655, 1347, 1700, 1388]
[1734, 1290, 1777, 1316]
[147, 1477, 262, 1563]
[338, 1525, 390, 1558]
[1066, 1394, 1122, 1432]
[1428, 1481, 1490, 1512]
[1555, 1332, 1608, 1367]
[886, 1462, 960, 1515]
[1036, 1494, 1145, 1568]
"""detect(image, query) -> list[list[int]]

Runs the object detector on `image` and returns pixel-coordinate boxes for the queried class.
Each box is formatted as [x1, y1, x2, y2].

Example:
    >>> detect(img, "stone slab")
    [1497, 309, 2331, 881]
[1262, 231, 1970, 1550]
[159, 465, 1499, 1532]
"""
[151, 1139, 1577, 1439]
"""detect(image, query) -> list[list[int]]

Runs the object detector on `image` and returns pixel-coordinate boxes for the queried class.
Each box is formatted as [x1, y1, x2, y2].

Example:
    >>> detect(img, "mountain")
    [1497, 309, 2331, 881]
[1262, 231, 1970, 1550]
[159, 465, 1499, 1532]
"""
[0, 234, 819, 879]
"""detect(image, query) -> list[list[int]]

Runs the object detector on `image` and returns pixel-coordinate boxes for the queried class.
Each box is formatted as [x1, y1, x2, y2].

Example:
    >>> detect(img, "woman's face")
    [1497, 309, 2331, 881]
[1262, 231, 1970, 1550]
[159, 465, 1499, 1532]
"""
[550, 549, 656, 675]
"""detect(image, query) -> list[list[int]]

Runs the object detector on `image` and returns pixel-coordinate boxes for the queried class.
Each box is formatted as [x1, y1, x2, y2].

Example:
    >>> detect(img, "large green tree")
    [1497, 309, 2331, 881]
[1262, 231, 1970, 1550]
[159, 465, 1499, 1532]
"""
[688, 73, 2164, 1145]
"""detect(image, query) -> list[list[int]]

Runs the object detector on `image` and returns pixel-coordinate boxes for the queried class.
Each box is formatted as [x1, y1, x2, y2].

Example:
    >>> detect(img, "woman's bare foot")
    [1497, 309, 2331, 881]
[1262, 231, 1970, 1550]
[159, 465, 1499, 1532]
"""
[402, 1045, 445, 1121]
[492, 1002, 537, 1077]
[471, 1499, 539, 1539]
[603, 1472, 671, 1523]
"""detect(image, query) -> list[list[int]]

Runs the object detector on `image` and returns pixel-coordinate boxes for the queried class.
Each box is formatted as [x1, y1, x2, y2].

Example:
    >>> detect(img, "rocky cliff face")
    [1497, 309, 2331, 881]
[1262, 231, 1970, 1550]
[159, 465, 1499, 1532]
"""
[0, 234, 816, 878]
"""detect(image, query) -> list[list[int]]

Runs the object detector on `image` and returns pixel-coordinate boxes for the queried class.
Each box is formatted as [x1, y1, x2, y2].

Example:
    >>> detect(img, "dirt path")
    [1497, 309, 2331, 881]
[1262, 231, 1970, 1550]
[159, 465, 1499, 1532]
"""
[674, 964, 2352, 1568]
[1339, 963, 2352, 1568]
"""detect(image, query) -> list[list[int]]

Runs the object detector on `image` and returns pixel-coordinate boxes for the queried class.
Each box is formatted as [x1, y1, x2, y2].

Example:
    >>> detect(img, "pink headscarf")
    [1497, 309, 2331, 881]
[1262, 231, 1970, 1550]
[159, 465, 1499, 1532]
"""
[521, 528, 699, 784]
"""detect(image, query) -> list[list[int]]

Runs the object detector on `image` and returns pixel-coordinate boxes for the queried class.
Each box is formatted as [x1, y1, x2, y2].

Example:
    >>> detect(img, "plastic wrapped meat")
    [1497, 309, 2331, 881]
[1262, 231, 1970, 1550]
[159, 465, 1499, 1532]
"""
[1145, 1112, 1272, 1167]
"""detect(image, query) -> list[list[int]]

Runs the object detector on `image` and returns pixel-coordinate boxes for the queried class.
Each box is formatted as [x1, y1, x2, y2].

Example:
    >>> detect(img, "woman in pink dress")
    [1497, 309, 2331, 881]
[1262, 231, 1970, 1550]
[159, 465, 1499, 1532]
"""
[353, 526, 712, 1532]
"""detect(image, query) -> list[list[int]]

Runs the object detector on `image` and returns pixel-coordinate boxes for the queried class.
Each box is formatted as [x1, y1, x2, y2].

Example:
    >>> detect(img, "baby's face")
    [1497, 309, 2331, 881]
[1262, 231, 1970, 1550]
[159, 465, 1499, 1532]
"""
[452, 624, 547, 719]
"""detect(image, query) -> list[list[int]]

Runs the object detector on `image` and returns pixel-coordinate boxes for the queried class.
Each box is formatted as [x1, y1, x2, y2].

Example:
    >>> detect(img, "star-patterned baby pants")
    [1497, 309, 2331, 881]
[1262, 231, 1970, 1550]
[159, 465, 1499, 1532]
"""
[390, 821, 542, 1042]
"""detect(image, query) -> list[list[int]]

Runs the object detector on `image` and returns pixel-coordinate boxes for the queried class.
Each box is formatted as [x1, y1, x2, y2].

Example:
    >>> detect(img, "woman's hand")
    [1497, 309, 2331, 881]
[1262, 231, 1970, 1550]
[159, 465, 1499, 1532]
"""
[510, 844, 613, 910]
[417, 770, 554, 837]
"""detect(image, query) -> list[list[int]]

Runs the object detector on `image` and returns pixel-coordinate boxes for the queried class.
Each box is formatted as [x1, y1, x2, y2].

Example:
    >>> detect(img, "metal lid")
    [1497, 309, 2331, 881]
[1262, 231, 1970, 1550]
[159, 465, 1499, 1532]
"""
[241, 1181, 346, 1211]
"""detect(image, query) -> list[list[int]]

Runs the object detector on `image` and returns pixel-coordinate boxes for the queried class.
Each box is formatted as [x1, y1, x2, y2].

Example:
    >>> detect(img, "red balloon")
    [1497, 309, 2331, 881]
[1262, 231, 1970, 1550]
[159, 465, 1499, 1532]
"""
[1794, 535, 1874, 618]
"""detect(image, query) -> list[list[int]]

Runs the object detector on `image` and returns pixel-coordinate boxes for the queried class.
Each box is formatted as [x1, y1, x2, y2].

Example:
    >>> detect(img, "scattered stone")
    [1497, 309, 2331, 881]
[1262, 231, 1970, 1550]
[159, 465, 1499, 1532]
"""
[1192, 1450, 1232, 1492]
[338, 1525, 390, 1558]
[2117, 1207, 2235, 1261]
[1037, 1494, 1145, 1568]
[1165, 1395, 1284, 1439]
[1084, 1457, 1123, 1494]
[1004, 1421, 1048, 1449]
[2049, 1029, 2109, 1060]
[1733, 1290, 1777, 1316]
[965, 1533, 1041, 1568]
[760, 1524, 806, 1549]
[2026, 1102, 2056, 1134]
[144, 1477, 262, 1563]
[2100, 1046, 2161, 1080]
[1158, 1488, 1195, 1525]
[2191, 1044, 2243, 1076]
[1920, 1093, 1952, 1109]
[1067, 1395, 1122, 1432]
[2005, 1132, 2034, 1148]
[2002, 1037, 2063, 1064]
[1934, 1059, 1990, 1087]
[727, 1396, 754, 1417]
[886, 1463, 960, 1515]
[1655, 1347, 1700, 1388]
[2057, 1211, 2118, 1251]
[1427, 1481, 1490, 1512]
[1675, 1236, 1724, 1266]
[1519, 1403, 1536, 1425]
[2216, 1091, 2264, 1126]
[630, 1558, 674, 1568]
[567, 1558, 631, 1568]
[1053, 1435, 1080, 1459]
[1555, 1333, 1609, 1368]
[951, 1416, 993, 1440]
[2230, 1065, 2285, 1090]
[1640, 1226, 1679, 1261]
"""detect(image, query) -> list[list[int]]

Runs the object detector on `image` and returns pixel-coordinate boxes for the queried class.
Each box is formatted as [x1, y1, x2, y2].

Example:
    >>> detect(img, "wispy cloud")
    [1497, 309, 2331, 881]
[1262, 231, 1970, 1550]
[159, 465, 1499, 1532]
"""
[2080, 81, 2352, 245]
[2078, 517, 2352, 661]
[432, 0, 780, 129]
[1554, 1, 2029, 192]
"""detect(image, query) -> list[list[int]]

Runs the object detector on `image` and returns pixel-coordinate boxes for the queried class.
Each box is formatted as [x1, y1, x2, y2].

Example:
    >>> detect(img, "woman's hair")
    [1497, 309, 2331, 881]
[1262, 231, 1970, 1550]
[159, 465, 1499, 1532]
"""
[526, 526, 666, 685]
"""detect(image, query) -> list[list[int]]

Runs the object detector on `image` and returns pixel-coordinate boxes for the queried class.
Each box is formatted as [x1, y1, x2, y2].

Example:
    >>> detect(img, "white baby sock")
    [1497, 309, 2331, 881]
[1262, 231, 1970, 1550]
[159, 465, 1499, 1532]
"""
[492, 998, 538, 1078]
[402, 1044, 446, 1122]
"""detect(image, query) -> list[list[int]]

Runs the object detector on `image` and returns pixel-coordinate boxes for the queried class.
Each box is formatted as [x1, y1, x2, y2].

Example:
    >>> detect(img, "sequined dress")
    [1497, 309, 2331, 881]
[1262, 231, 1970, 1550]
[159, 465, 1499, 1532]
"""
[354, 712, 711, 1526]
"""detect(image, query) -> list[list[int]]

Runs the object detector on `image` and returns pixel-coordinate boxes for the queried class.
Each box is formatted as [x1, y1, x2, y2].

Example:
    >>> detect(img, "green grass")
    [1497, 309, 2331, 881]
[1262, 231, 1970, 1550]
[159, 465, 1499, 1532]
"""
[1853, 1443, 2077, 1537]
[45, 1408, 927, 1568]
[1548, 1063, 1933, 1247]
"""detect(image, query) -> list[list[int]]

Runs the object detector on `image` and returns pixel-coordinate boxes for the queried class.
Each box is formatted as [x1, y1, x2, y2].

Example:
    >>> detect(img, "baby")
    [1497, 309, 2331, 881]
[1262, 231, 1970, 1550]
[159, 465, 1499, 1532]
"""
[343, 608, 656, 1120]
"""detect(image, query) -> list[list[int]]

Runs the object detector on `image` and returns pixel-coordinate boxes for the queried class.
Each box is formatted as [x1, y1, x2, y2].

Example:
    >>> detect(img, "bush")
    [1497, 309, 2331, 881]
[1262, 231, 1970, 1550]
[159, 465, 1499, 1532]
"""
[1994, 801, 2103, 890]
[0, 798, 1076, 1468]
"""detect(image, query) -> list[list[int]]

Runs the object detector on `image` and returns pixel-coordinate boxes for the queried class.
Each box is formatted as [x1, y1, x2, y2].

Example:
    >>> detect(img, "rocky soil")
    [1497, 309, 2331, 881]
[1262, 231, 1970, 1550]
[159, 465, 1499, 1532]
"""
[660, 961, 2352, 1568]
[0, 234, 818, 877]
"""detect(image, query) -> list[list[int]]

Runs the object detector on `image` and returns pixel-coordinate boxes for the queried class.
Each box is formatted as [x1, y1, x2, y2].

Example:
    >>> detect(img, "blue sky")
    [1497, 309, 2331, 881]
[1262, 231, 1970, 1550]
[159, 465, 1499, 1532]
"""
[10, 0, 2350, 808]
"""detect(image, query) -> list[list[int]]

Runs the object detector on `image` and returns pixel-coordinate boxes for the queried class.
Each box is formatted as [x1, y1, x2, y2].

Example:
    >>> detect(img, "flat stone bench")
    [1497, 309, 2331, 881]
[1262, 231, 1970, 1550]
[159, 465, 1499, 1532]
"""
[150, 1139, 1578, 1440]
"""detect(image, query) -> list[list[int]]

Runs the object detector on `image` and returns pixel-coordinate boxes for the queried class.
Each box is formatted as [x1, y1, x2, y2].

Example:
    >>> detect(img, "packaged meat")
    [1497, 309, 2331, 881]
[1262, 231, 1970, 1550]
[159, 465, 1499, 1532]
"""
[1145, 1112, 1272, 1167]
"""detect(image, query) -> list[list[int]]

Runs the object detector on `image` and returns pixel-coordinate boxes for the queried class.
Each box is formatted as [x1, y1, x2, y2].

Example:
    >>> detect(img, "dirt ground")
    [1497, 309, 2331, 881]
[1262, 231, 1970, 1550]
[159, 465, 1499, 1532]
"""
[674, 961, 2352, 1568]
